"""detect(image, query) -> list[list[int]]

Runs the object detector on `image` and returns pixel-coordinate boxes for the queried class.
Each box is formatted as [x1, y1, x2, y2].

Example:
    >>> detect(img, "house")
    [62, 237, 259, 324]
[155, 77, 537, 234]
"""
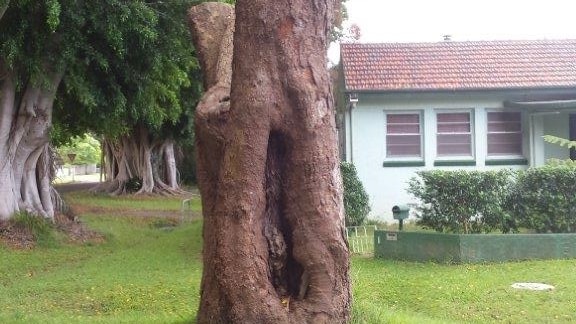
[338, 39, 576, 221]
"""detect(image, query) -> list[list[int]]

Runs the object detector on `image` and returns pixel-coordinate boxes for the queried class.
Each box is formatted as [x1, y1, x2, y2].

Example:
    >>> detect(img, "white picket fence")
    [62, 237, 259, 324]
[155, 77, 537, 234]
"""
[346, 225, 378, 255]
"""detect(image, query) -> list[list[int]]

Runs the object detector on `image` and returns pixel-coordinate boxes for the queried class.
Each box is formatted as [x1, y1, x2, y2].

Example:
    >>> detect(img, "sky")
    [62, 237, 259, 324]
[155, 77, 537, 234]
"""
[328, 0, 576, 64]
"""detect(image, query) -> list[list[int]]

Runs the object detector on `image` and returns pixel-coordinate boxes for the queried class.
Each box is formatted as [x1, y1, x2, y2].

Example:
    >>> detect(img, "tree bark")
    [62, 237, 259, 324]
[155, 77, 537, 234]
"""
[159, 139, 178, 189]
[0, 61, 63, 220]
[0, 66, 19, 219]
[95, 125, 185, 196]
[189, 1, 350, 323]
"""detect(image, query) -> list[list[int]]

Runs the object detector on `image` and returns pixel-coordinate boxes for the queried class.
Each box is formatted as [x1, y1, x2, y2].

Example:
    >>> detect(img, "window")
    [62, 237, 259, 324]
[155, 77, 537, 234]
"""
[436, 112, 473, 156]
[487, 112, 522, 156]
[386, 113, 422, 157]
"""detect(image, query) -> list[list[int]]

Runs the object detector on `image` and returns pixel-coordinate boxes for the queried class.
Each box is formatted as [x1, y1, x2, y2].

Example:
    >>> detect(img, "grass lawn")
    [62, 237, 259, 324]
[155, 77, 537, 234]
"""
[64, 191, 201, 212]
[1, 192, 575, 323]
[352, 258, 576, 323]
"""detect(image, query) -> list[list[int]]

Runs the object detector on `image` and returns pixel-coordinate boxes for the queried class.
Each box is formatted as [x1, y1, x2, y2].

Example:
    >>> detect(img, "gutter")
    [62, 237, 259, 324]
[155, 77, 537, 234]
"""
[348, 93, 358, 164]
[504, 99, 576, 110]
[344, 86, 576, 96]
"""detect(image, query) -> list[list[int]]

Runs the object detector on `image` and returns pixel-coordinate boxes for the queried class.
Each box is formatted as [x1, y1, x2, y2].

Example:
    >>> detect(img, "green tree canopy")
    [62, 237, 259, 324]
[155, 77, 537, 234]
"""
[1, 0, 201, 143]
[56, 134, 101, 166]
[48, 0, 201, 143]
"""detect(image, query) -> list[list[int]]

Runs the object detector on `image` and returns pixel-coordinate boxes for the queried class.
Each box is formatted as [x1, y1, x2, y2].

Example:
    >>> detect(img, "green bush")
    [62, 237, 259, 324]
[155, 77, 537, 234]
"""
[341, 162, 371, 226]
[126, 177, 143, 193]
[408, 170, 514, 234]
[507, 165, 576, 233]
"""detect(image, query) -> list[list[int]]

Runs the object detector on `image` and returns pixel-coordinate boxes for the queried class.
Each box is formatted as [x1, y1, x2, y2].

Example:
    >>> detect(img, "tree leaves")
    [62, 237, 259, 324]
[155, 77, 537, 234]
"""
[45, 0, 60, 32]
[408, 170, 513, 234]
[542, 135, 576, 149]
[341, 162, 371, 226]
[49, 0, 201, 140]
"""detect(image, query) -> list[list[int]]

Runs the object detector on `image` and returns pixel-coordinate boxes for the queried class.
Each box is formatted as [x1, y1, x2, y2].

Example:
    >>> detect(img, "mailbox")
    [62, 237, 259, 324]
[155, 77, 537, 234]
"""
[392, 205, 410, 220]
[392, 205, 410, 231]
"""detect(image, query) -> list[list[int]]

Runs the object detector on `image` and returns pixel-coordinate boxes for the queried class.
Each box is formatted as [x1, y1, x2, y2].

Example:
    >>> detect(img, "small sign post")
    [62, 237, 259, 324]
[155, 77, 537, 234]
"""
[67, 153, 77, 182]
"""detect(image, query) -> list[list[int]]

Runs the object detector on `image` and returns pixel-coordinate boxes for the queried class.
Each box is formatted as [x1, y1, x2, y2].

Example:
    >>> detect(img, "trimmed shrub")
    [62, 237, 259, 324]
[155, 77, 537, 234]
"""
[408, 170, 514, 234]
[341, 162, 370, 226]
[507, 165, 576, 233]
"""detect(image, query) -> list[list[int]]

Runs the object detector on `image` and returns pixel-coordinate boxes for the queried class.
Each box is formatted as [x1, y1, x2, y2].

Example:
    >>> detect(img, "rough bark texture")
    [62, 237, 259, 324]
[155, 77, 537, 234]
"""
[0, 61, 62, 220]
[95, 125, 185, 196]
[189, 1, 350, 323]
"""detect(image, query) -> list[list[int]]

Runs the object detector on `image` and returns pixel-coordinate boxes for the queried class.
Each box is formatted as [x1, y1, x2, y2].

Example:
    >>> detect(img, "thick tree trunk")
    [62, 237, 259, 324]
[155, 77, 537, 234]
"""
[189, 1, 350, 323]
[159, 140, 178, 189]
[95, 125, 184, 196]
[0, 61, 62, 220]
[97, 139, 133, 195]
[0, 68, 19, 218]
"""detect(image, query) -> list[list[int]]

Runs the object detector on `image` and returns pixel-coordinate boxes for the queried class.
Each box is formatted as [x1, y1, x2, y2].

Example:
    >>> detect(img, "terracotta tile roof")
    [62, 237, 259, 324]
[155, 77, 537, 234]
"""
[341, 40, 576, 92]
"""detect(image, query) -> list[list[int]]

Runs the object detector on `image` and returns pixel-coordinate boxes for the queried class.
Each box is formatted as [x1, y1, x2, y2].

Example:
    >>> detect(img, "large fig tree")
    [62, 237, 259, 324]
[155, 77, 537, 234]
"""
[0, 0, 69, 219]
[0, 0, 200, 219]
[188, 1, 350, 323]
[52, 0, 200, 196]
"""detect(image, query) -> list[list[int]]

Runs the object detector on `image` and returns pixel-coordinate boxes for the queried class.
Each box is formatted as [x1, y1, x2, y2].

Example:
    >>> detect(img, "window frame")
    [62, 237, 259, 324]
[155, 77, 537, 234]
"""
[434, 109, 475, 160]
[384, 110, 424, 161]
[486, 110, 524, 158]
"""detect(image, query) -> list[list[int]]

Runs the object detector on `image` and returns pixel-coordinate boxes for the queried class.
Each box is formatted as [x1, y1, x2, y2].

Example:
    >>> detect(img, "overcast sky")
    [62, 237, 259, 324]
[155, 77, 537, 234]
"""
[329, 0, 576, 63]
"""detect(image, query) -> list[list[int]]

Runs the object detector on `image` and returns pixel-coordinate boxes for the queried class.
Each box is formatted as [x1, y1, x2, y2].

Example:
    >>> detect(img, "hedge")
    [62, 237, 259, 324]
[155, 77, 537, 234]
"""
[408, 166, 576, 234]
[408, 170, 513, 234]
[507, 165, 576, 233]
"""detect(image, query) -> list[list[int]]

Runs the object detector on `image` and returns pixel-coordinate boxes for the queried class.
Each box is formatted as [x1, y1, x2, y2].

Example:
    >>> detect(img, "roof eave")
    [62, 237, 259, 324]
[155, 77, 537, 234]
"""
[343, 85, 576, 95]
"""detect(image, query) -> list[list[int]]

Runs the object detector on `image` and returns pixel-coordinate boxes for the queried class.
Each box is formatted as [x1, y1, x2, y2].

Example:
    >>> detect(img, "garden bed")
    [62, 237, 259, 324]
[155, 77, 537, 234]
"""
[374, 230, 576, 263]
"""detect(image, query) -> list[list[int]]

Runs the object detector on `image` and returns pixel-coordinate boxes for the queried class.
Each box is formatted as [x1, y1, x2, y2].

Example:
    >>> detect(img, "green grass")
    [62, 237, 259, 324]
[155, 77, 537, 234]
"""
[10, 211, 61, 247]
[1, 193, 576, 323]
[64, 191, 201, 211]
[0, 214, 203, 323]
[352, 257, 576, 323]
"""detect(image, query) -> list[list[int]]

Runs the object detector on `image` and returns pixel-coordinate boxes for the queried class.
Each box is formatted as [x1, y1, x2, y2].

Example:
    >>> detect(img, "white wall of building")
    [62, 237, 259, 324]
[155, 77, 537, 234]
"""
[57, 164, 99, 177]
[543, 113, 570, 161]
[345, 91, 572, 222]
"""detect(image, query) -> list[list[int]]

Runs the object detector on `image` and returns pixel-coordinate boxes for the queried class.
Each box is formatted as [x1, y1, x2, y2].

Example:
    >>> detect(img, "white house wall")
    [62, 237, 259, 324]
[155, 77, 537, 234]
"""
[543, 113, 570, 161]
[345, 91, 538, 222]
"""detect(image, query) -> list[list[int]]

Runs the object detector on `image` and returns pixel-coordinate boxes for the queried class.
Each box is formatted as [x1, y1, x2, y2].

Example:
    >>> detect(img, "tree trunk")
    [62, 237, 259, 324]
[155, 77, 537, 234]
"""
[159, 139, 178, 189]
[0, 2, 9, 21]
[0, 67, 19, 219]
[0, 61, 63, 220]
[189, 1, 350, 323]
[95, 125, 185, 196]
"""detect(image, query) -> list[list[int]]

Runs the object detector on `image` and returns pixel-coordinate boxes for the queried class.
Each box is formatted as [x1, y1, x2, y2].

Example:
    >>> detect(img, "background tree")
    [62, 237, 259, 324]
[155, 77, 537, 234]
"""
[189, 1, 350, 322]
[0, 0, 71, 219]
[341, 162, 370, 226]
[56, 134, 101, 166]
[0, 0, 201, 219]
[52, 0, 201, 195]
